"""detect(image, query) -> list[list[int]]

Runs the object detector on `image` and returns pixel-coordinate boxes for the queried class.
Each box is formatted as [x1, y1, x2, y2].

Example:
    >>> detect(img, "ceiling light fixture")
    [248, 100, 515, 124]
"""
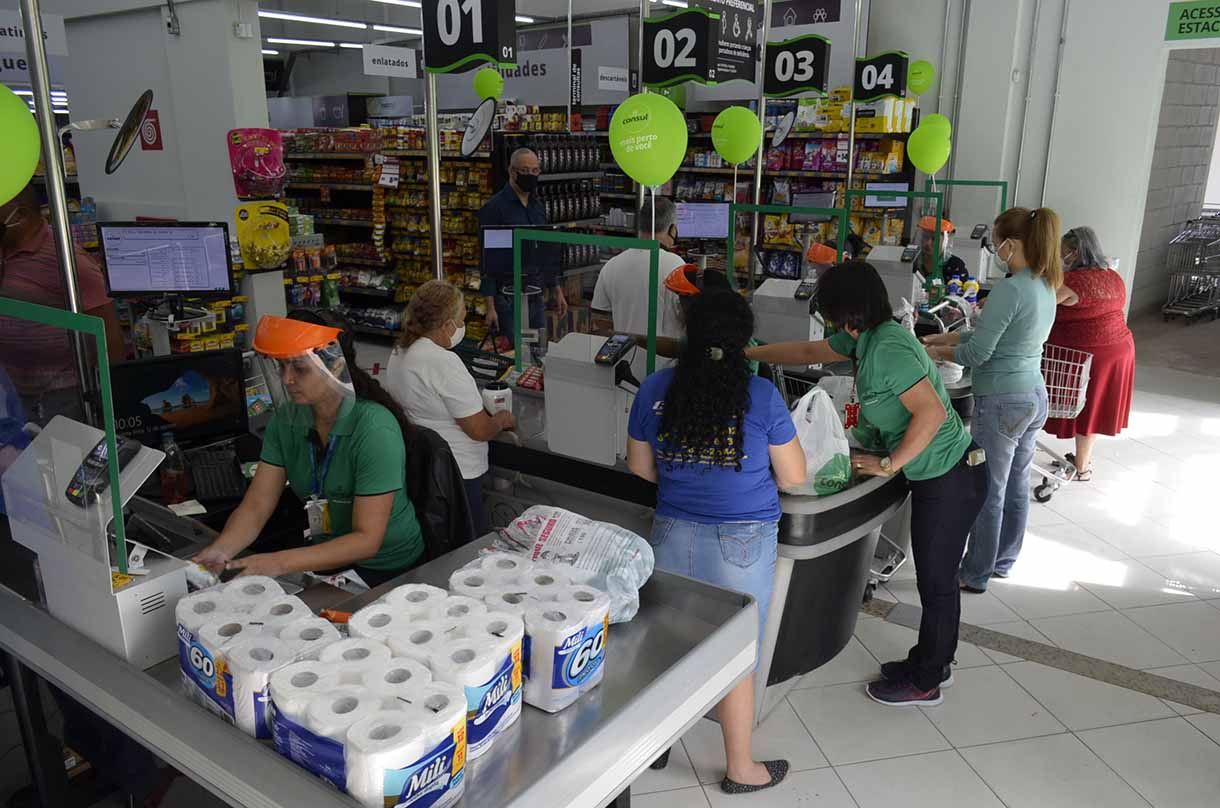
[339, 42, 365, 49]
[372, 24, 422, 35]
[660, 0, 688, 7]
[257, 10, 367, 30]
[516, 15, 535, 23]
[266, 37, 337, 47]
[13, 90, 34, 96]
[369, 0, 422, 7]
[261, 49, 280, 55]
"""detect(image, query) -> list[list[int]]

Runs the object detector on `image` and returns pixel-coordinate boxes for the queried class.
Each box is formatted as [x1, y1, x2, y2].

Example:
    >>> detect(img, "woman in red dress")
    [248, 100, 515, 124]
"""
[1044, 226, 1135, 480]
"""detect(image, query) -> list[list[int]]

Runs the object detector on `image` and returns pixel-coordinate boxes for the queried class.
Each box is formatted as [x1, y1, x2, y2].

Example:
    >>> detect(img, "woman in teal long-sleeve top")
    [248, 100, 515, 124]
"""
[924, 207, 1061, 592]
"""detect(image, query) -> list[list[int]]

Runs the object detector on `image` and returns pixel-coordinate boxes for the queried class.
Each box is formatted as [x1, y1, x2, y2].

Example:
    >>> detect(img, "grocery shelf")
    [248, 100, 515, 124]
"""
[382, 149, 491, 158]
[600, 192, 636, 200]
[339, 286, 396, 299]
[286, 181, 372, 191]
[313, 218, 375, 227]
[337, 257, 388, 267]
[284, 152, 374, 160]
[539, 171, 601, 182]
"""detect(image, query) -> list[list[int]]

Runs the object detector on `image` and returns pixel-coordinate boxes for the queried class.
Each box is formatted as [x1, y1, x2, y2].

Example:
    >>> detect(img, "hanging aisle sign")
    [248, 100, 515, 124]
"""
[422, 0, 517, 74]
[764, 34, 831, 97]
[643, 7, 720, 88]
[692, 0, 761, 83]
[853, 50, 909, 102]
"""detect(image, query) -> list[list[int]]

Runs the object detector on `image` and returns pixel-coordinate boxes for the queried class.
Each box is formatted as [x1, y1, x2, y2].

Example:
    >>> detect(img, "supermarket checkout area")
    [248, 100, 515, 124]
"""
[0, 415, 757, 808]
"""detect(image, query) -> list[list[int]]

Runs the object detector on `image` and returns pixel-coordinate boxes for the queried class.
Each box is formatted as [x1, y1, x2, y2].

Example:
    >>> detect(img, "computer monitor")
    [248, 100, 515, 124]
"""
[675, 202, 730, 240]
[98, 222, 234, 298]
[788, 191, 837, 225]
[110, 349, 248, 447]
[864, 182, 910, 208]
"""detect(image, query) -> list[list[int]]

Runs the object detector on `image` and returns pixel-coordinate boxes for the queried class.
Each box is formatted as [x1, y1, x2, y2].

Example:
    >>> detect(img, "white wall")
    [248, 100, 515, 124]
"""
[63, 0, 268, 223]
[868, 0, 1211, 315]
[1132, 48, 1220, 312]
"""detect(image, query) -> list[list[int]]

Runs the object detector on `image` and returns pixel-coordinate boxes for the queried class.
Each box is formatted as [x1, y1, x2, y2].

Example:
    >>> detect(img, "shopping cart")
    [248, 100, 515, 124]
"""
[769, 365, 909, 599]
[1032, 344, 1093, 503]
[1162, 218, 1220, 323]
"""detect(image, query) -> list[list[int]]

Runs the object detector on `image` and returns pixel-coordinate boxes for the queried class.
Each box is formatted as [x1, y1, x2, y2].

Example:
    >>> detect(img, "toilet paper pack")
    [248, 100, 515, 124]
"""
[179, 615, 256, 719]
[270, 660, 344, 724]
[221, 575, 285, 612]
[382, 682, 468, 808]
[224, 635, 296, 737]
[320, 638, 394, 669]
[271, 685, 379, 790]
[348, 602, 416, 643]
[522, 601, 609, 713]
[387, 620, 456, 667]
[427, 631, 520, 759]
[426, 595, 488, 624]
[347, 701, 467, 808]
[380, 583, 449, 618]
[174, 588, 240, 698]
[249, 595, 312, 632]
[362, 658, 433, 706]
[277, 616, 342, 661]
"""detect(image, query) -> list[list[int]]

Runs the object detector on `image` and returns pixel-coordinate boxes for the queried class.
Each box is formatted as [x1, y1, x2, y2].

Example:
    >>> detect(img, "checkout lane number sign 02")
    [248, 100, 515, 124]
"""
[853, 50, 909, 102]
[422, 0, 518, 74]
[764, 34, 831, 98]
[643, 7, 720, 89]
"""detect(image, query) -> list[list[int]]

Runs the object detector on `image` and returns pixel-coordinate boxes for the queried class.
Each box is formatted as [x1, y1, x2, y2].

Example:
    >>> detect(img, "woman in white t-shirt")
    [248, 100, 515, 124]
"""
[385, 280, 515, 534]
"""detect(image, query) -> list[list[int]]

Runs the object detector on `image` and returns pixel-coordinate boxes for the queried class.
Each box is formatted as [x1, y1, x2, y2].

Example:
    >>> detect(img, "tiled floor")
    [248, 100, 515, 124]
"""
[633, 364, 1220, 807]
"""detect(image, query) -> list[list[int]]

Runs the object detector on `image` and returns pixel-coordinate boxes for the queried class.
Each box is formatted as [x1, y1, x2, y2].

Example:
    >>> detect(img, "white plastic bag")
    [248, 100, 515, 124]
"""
[491, 506, 654, 623]
[815, 375, 855, 424]
[788, 387, 852, 496]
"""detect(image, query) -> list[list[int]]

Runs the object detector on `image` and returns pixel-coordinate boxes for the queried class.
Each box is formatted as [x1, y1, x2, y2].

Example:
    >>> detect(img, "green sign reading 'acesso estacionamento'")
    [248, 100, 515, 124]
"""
[1167, 1, 1220, 40]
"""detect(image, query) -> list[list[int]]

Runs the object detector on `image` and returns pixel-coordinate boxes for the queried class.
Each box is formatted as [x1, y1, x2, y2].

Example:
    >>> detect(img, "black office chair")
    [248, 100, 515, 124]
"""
[404, 424, 477, 562]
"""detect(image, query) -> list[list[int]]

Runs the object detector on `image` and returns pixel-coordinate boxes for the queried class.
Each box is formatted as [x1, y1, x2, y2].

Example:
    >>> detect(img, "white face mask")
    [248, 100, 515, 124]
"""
[992, 238, 1011, 272]
[447, 321, 466, 349]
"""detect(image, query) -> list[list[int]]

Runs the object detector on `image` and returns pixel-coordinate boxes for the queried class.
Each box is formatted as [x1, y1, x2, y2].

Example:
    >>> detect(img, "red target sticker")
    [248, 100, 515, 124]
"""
[139, 109, 163, 151]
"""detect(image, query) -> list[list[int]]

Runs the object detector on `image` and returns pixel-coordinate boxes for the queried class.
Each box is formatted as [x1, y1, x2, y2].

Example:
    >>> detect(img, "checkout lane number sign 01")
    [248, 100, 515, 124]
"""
[642, 7, 720, 89]
[764, 34, 831, 98]
[853, 50, 909, 102]
[422, 0, 518, 74]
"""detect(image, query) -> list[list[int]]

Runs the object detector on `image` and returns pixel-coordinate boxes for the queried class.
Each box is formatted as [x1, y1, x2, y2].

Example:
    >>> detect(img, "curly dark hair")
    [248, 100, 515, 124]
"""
[659, 289, 754, 472]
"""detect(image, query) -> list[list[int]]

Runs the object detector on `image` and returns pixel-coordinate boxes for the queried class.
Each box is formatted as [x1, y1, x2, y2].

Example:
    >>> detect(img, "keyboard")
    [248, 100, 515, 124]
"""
[187, 447, 247, 501]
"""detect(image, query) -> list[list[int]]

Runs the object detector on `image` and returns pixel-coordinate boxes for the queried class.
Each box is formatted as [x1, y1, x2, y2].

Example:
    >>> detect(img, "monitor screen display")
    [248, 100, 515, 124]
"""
[864, 182, 910, 208]
[110, 350, 247, 446]
[789, 192, 837, 224]
[98, 222, 233, 297]
[675, 202, 730, 240]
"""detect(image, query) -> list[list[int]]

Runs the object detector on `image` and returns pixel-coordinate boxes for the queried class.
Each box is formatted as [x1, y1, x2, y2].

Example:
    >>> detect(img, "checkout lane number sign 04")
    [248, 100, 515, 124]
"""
[853, 50, 909, 102]
[422, 0, 518, 74]
[642, 7, 720, 89]
[764, 33, 832, 98]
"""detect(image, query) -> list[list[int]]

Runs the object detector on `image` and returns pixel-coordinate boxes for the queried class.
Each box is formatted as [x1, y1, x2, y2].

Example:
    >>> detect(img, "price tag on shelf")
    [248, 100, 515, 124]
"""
[764, 34, 831, 98]
[643, 7, 719, 89]
[422, 0, 517, 74]
[378, 162, 401, 188]
[853, 50, 908, 102]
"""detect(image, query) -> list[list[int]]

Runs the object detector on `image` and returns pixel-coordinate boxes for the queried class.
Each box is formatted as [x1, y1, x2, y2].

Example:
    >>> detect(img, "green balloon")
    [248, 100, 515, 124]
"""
[908, 60, 935, 96]
[609, 93, 689, 188]
[711, 106, 762, 166]
[473, 67, 504, 101]
[0, 84, 39, 207]
[921, 113, 952, 138]
[907, 124, 951, 176]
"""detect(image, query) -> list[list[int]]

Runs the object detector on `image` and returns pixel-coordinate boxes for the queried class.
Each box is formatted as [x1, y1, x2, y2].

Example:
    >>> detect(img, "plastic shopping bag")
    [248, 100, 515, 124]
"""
[490, 506, 654, 623]
[789, 387, 852, 496]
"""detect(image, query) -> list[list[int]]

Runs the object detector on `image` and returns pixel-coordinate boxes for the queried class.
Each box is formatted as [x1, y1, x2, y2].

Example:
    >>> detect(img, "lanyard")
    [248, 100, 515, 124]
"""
[308, 435, 339, 498]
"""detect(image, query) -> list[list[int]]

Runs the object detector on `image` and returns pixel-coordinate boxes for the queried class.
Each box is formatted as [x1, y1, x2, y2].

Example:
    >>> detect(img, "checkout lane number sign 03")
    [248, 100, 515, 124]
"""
[764, 34, 831, 98]
[422, 0, 518, 74]
[642, 7, 720, 89]
[853, 50, 909, 102]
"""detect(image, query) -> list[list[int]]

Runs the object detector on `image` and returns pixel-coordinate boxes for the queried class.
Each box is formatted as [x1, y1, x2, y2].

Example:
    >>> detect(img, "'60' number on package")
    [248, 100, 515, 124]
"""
[566, 626, 606, 682]
[189, 644, 216, 683]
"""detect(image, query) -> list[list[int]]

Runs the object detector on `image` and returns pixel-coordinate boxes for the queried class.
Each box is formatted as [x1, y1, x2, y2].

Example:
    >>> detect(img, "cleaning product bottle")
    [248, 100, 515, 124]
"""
[159, 432, 189, 504]
[963, 276, 980, 305]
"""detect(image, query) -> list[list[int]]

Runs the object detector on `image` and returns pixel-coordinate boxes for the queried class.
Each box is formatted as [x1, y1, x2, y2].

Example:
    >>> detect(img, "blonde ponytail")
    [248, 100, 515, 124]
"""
[994, 206, 1063, 289]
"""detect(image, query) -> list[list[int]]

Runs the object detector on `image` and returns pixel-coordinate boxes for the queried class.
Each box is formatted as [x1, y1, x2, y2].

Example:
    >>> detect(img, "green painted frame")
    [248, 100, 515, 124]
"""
[843, 188, 946, 280]
[0, 296, 128, 573]
[512, 229, 663, 374]
[922, 178, 1009, 219]
[727, 203, 851, 290]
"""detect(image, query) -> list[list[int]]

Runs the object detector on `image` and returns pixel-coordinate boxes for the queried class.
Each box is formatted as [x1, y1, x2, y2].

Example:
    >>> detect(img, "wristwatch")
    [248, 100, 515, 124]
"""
[880, 456, 894, 475]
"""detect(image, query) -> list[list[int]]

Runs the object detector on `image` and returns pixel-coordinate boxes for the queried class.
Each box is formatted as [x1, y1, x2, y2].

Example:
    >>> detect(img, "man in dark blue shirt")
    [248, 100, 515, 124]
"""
[477, 148, 567, 346]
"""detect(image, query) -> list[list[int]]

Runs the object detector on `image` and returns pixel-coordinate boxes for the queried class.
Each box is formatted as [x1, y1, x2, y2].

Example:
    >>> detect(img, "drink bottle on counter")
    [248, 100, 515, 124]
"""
[159, 432, 189, 504]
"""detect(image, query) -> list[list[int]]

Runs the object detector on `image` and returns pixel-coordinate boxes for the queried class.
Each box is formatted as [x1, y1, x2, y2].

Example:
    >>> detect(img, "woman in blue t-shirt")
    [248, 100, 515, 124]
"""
[627, 290, 806, 796]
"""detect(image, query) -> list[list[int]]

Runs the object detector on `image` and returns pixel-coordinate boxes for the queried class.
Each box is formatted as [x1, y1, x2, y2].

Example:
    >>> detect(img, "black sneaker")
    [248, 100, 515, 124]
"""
[879, 659, 953, 688]
[866, 678, 943, 707]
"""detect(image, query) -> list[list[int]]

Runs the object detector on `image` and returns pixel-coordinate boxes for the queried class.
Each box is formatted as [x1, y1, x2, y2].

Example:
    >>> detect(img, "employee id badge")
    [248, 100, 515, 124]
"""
[967, 448, 987, 467]
[304, 496, 331, 540]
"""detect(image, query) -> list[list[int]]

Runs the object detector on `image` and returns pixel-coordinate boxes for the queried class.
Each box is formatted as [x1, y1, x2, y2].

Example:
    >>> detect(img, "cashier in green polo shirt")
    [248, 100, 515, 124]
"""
[747, 261, 989, 709]
[193, 316, 423, 586]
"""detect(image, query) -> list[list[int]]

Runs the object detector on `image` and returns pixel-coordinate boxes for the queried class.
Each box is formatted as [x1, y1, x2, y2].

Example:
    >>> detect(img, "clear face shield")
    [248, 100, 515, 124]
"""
[252, 316, 354, 423]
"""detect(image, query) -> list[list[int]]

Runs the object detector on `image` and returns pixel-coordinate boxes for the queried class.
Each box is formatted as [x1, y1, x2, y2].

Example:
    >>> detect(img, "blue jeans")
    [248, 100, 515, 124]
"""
[960, 387, 1049, 590]
[650, 516, 778, 643]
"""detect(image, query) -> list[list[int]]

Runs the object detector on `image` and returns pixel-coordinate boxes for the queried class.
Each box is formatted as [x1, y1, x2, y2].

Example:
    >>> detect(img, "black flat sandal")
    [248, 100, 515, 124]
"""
[720, 759, 789, 794]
